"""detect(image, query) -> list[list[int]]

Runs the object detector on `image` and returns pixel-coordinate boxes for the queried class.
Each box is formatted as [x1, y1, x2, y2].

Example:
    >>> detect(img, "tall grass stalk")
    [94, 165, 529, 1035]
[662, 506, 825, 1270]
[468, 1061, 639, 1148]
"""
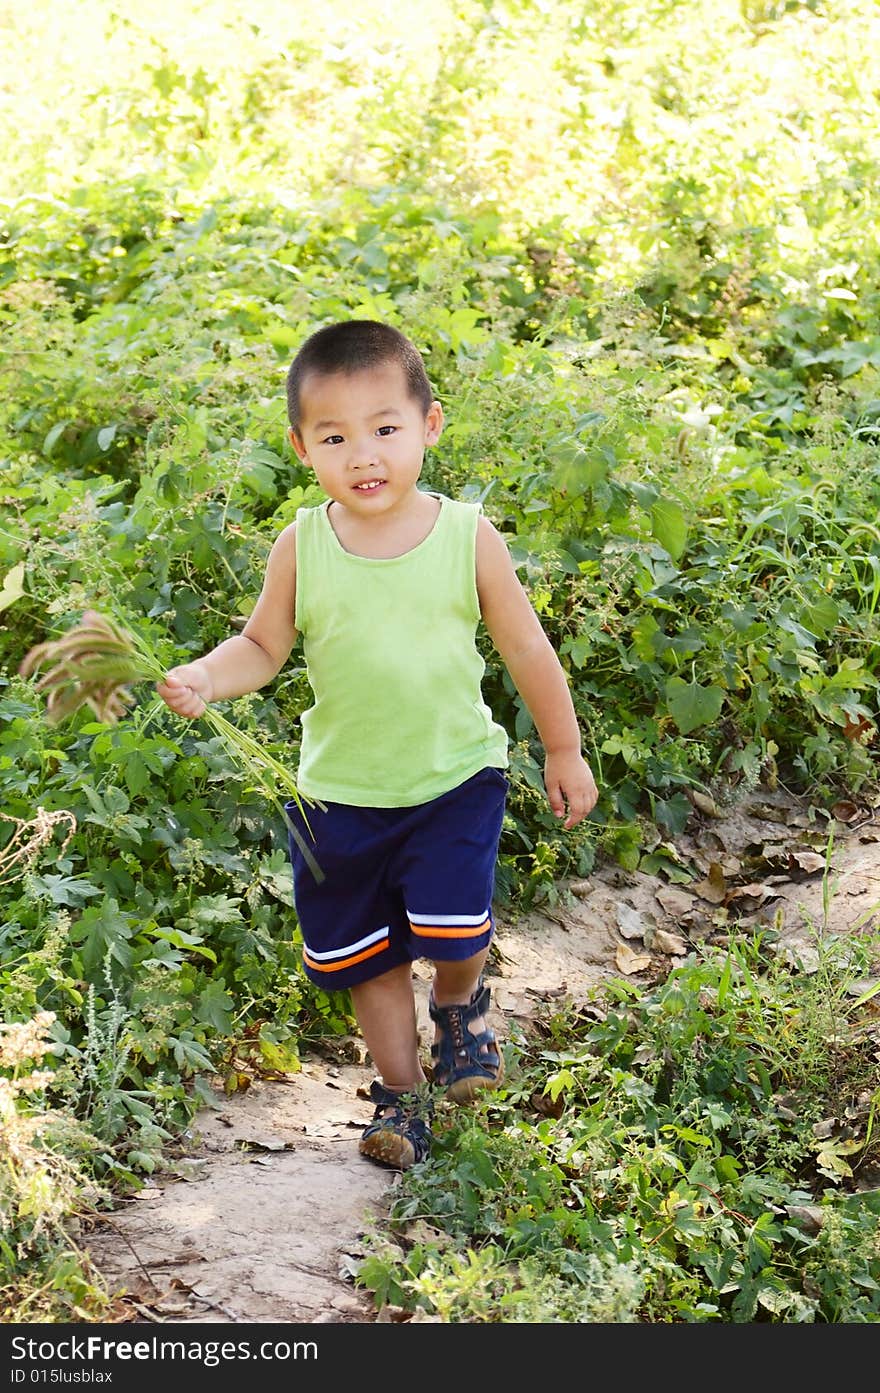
[19, 611, 324, 881]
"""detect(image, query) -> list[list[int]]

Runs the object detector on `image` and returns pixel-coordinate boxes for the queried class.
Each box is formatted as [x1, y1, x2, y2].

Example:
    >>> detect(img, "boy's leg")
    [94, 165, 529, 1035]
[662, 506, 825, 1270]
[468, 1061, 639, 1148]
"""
[392, 768, 508, 1102]
[429, 946, 503, 1101]
[352, 963, 433, 1170]
[431, 947, 491, 1045]
[349, 961, 425, 1091]
[284, 800, 432, 1169]
[431, 947, 489, 1008]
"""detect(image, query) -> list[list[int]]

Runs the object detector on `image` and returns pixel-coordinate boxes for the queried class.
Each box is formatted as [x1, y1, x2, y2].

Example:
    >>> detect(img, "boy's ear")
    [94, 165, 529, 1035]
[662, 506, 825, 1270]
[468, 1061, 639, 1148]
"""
[424, 400, 444, 446]
[288, 426, 309, 463]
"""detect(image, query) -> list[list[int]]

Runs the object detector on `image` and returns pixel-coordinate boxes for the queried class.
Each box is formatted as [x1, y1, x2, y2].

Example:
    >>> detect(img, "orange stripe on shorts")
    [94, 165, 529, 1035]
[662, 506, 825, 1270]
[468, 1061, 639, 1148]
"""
[303, 939, 389, 973]
[408, 917, 491, 939]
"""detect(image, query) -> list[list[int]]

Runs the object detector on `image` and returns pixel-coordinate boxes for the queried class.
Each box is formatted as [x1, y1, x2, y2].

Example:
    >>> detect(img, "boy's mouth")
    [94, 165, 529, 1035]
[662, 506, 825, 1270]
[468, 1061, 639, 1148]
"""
[353, 479, 386, 492]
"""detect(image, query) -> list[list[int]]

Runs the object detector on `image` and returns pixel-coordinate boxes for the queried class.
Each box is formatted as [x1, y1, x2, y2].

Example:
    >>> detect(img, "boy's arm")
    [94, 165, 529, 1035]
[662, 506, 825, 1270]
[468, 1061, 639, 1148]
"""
[156, 524, 299, 718]
[475, 515, 598, 829]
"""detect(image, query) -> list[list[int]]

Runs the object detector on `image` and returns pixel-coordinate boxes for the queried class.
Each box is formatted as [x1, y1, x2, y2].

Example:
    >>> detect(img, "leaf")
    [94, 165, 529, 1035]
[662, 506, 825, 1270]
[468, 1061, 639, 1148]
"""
[650, 496, 688, 561]
[653, 792, 692, 836]
[615, 902, 645, 940]
[690, 790, 723, 818]
[0, 561, 26, 614]
[815, 1147, 853, 1179]
[123, 751, 152, 797]
[224, 1071, 251, 1095]
[97, 425, 118, 451]
[666, 677, 724, 734]
[234, 1137, 296, 1153]
[615, 943, 651, 975]
[151, 928, 217, 963]
[639, 848, 693, 883]
[180, 894, 244, 930]
[776, 611, 819, 650]
[787, 849, 826, 874]
[195, 980, 235, 1034]
[549, 441, 608, 492]
[43, 421, 72, 455]
[69, 897, 136, 972]
[27, 873, 101, 907]
[653, 928, 687, 956]
[693, 862, 727, 904]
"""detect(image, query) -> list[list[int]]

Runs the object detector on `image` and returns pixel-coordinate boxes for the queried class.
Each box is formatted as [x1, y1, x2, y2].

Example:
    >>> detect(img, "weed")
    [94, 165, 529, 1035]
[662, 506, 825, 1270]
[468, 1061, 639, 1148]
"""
[357, 926, 880, 1322]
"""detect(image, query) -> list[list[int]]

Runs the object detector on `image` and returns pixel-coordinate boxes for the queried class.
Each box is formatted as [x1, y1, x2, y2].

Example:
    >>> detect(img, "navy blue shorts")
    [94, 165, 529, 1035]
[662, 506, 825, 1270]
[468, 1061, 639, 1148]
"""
[284, 767, 508, 991]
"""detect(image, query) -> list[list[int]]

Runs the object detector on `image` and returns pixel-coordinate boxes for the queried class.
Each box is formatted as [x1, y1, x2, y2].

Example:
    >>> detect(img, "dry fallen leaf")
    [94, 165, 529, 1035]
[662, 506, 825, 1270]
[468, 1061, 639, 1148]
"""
[653, 928, 688, 956]
[786, 1205, 825, 1234]
[654, 886, 696, 917]
[778, 940, 820, 973]
[400, 1219, 456, 1250]
[530, 1089, 565, 1118]
[615, 943, 652, 975]
[615, 901, 645, 940]
[787, 849, 827, 874]
[725, 881, 779, 906]
[169, 1159, 210, 1182]
[338, 1253, 364, 1282]
[234, 1137, 296, 1153]
[754, 841, 791, 868]
[812, 1118, 837, 1140]
[692, 861, 727, 904]
[377, 1305, 414, 1323]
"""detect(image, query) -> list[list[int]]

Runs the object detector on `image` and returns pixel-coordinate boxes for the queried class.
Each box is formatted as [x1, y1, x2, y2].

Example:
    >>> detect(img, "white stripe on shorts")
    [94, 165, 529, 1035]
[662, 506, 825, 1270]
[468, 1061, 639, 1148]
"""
[406, 910, 490, 926]
[302, 925, 390, 962]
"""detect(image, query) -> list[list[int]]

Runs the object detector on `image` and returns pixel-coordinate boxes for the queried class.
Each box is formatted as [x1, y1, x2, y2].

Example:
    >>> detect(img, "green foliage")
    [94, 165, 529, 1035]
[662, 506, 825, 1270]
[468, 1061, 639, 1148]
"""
[0, 1010, 113, 1321]
[357, 931, 880, 1323]
[1, 0, 879, 1319]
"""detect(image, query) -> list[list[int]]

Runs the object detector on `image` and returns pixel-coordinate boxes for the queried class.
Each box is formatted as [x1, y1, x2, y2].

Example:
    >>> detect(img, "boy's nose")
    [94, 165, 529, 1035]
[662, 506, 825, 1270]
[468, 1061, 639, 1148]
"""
[349, 440, 380, 468]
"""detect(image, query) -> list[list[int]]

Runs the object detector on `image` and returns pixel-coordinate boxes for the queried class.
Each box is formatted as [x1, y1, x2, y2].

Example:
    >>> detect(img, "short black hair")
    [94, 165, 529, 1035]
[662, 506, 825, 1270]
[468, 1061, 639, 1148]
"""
[286, 320, 434, 433]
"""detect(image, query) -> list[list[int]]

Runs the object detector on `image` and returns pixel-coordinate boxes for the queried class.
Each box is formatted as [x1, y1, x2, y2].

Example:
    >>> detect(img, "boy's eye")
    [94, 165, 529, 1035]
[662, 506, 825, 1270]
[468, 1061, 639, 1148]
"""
[321, 435, 344, 445]
[376, 425, 397, 437]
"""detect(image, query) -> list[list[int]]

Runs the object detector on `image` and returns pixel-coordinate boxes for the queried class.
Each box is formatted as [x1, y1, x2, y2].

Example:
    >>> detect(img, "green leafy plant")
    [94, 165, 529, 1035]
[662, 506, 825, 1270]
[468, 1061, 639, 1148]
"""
[18, 609, 322, 880]
[356, 926, 880, 1323]
[0, 1010, 111, 1321]
[2, 0, 880, 1321]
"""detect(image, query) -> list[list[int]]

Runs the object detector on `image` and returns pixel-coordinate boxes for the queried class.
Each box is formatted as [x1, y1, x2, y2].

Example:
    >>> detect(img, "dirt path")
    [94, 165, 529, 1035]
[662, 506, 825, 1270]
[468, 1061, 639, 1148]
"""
[84, 787, 880, 1324]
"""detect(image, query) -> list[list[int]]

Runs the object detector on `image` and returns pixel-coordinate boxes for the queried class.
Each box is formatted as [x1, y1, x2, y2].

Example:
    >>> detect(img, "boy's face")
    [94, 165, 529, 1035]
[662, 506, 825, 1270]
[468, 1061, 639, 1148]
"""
[289, 362, 443, 517]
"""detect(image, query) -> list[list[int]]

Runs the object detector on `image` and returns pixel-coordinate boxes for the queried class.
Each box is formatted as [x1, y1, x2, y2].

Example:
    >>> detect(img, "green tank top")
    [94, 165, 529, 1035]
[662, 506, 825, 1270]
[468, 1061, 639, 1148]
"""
[293, 492, 509, 807]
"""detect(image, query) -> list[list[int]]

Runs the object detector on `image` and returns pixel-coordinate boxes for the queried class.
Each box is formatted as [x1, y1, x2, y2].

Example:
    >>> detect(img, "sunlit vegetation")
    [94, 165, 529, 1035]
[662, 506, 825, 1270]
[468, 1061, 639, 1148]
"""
[1, 0, 878, 1320]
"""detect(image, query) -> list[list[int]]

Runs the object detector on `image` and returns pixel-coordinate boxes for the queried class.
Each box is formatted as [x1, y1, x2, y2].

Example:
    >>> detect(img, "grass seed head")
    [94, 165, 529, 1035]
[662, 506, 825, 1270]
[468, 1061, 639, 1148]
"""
[20, 610, 153, 725]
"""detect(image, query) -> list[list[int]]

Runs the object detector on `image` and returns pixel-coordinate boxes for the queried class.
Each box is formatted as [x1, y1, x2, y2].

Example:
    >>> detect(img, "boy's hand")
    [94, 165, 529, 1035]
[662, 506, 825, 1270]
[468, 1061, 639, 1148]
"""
[544, 750, 599, 830]
[155, 664, 214, 719]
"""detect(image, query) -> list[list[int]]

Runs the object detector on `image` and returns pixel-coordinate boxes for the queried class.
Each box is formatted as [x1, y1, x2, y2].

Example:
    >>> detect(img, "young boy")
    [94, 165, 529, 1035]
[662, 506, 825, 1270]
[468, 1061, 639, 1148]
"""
[156, 320, 598, 1169]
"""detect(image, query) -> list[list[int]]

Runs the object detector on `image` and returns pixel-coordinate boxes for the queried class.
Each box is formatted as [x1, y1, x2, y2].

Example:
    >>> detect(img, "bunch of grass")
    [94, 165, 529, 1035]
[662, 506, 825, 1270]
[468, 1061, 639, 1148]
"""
[18, 611, 144, 724]
[19, 610, 323, 881]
